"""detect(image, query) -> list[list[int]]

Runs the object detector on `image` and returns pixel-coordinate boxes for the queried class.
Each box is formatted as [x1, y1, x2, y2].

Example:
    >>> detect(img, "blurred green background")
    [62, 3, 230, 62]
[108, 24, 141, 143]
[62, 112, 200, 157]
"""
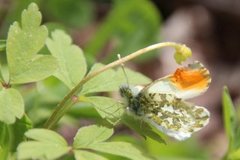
[1, 0, 240, 159]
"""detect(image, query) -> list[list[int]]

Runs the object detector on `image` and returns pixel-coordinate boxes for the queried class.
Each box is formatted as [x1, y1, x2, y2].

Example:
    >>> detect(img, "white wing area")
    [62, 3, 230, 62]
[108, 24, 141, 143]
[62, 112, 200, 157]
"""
[142, 61, 211, 100]
[144, 118, 191, 140]
[120, 61, 211, 141]
[145, 79, 208, 100]
[143, 103, 210, 141]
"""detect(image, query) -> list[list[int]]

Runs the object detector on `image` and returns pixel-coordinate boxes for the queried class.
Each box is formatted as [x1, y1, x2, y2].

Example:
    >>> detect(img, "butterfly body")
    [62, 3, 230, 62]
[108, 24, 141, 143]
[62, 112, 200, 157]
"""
[120, 85, 144, 116]
[120, 61, 211, 141]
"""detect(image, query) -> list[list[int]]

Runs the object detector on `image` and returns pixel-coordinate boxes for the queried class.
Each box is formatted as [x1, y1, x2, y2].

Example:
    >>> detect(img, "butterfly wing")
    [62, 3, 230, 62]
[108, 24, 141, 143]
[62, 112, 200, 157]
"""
[142, 61, 211, 99]
[141, 93, 210, 140]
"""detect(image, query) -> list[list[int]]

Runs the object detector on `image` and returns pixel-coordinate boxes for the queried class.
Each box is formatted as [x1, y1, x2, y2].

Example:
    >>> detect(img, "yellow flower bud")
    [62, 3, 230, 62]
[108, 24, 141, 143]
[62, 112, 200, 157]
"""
[174, 44, 192, 64]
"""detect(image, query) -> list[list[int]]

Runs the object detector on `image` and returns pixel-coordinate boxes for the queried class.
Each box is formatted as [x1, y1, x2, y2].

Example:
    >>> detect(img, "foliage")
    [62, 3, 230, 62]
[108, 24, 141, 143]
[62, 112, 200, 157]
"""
[46, 30, 87, 89]
[0, 40, 6, 52]
[7, 3, 57, 84]
[0, 122, 11, 160]
[0, 2, 166, 159]
[223, 87, 240, 160]
[41, 0, 94, 28]
[0, 88, 24, 124]
[17, 125, 152, 160]
[17, 128, 70, 159]
[84, 0, 161, 63]
[0, 1, 234, 160]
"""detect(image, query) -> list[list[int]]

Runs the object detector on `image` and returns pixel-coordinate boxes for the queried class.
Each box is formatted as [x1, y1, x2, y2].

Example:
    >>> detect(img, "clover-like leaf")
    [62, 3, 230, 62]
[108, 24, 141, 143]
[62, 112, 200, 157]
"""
[17, 129, 70, 160]
[81, 63, 151, 95]
[116, 67, 151, 85]
[73, 125, 113, 149]
[73, 125, 151, 160]
[80, 63, 119, 94]
[74, 150, 109, 160]
[6, 3, 58, 84]
[86, 96, 124, 124]
[88, 142, 152, 160]
[46, 30, 87, 89]
[0, 88, 24, 124]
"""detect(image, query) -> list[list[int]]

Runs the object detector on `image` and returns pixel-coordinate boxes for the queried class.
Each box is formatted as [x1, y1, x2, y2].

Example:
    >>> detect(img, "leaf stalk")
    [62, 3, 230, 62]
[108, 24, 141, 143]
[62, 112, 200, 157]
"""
[44, 42, 191, 129]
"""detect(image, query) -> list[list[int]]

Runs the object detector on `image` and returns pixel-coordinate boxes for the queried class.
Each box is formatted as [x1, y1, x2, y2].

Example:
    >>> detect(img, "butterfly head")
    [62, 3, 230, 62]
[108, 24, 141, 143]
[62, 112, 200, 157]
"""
[119, 84, 145, 116]
[119, 84, 143, 98]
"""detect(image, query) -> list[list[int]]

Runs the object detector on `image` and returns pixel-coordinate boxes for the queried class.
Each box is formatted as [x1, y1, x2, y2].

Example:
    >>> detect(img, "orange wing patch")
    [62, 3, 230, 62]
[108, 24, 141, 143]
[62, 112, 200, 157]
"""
[170, 63, 211, 91]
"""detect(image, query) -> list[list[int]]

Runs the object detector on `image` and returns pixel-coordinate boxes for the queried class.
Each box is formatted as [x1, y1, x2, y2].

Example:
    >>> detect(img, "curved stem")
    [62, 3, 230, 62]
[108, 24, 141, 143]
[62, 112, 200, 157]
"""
[44, 42, 186, 129]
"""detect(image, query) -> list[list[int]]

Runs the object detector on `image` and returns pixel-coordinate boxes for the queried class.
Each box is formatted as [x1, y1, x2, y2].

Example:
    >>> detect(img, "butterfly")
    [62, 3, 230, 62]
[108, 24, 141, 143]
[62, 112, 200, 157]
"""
[119, 61, 211, 141]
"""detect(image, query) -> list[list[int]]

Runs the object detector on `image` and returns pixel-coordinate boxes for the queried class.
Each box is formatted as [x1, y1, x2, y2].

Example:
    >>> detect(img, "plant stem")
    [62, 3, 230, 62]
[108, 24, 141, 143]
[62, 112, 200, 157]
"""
[44, 42, 186, 129]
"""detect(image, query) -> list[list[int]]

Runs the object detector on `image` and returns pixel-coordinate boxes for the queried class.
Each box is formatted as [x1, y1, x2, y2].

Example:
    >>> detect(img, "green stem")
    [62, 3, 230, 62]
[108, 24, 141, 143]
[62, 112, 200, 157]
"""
[44, 42, 189, 129]
[0, 122, 11, 160]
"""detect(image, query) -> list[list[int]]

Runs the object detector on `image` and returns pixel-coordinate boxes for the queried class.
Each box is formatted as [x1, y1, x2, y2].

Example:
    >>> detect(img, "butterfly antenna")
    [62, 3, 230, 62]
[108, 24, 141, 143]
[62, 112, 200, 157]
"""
[117, 54, 130, 87]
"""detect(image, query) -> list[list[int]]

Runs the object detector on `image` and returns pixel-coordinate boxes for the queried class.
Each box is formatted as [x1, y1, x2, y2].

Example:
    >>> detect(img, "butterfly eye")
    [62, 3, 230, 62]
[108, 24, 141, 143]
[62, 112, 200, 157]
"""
[119, 87, 126, 97]
[119, 85, 131, 98]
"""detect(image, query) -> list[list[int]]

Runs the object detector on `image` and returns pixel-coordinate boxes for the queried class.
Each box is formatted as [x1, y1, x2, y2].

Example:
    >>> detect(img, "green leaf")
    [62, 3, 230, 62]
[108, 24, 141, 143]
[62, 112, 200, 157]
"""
[222, 86, 236, 150]
[0, 88, 24, 124]
[81, 64, 151, 95]
[234, 126, 240, 151]
[46, 30, 87, 89]
[0, 0, 39, 38]
[88, 142, 152, 160]
[146, 137, 209, 159]
[18, 142, 70, 160]
[6, 3, 58, 84]
[74, 150, 109, 160]
[11, 114, 32, 151]
[17, 129, 70, 160]
[24, 129, 67, 145]
[0, 122, 11, 160]
[0, 65, 10, 83]
[229, 148, 240, 159]
[80, 63, 119, 94]
[122, 114, 165, 144]
[73, 125, 113, 149]
[0, 67, 3, 83]
[0, 40, 6, 52]
[86, 96, 124, 124]
[116, 67, 151, 85]
[85, 0, 161, 62]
